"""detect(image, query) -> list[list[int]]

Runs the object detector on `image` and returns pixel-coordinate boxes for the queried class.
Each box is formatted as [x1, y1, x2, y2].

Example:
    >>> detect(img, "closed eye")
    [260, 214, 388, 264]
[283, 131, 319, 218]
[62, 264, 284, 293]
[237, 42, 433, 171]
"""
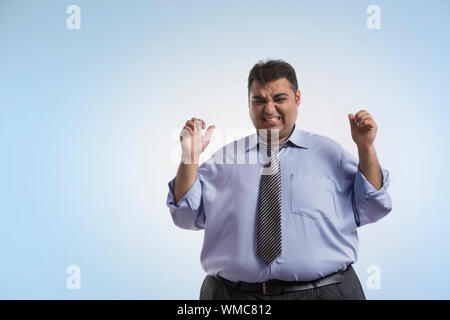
[253, 98, 286, 104]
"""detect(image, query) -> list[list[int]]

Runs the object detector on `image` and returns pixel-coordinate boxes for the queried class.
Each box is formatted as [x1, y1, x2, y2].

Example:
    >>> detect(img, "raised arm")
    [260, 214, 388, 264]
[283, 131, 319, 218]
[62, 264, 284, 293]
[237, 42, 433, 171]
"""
[173, 117, 215, 204]
[348, 110, 382, 190]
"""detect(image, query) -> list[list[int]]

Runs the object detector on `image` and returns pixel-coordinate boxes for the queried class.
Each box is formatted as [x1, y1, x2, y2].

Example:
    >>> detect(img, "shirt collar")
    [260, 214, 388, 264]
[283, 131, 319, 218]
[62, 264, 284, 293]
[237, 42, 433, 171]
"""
[245, 123, 309, 153]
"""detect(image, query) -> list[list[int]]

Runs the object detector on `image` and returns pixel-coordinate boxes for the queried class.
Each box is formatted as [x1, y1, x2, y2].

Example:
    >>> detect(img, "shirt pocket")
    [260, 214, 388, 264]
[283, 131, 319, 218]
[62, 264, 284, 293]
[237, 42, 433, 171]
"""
[290, 174, 336, 220]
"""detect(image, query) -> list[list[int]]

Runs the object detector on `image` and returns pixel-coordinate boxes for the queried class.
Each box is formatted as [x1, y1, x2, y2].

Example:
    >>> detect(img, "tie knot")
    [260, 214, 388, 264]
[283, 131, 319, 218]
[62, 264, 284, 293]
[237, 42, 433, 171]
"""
[266, 141, 289, 157]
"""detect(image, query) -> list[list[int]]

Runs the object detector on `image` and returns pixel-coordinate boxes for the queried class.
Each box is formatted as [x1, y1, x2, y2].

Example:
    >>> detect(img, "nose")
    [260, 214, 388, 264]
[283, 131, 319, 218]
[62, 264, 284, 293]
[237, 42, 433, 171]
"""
[264, 102, 277, 114]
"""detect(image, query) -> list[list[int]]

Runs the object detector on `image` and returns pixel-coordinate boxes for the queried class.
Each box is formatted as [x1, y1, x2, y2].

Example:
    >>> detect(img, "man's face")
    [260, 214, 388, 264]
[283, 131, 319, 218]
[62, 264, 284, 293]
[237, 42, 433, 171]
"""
[249, 78, 301, 143]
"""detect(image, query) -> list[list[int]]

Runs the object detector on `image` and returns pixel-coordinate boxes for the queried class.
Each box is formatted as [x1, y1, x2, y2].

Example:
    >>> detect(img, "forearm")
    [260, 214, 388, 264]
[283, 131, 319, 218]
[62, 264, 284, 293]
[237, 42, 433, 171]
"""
[357, 144, 382, 190]
[173, 160, 199, 204]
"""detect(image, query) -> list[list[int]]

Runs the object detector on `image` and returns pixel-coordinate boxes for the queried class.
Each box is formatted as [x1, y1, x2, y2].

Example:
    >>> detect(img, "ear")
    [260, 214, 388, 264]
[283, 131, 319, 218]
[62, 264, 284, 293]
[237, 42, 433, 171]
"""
[296, 89, 301, 106]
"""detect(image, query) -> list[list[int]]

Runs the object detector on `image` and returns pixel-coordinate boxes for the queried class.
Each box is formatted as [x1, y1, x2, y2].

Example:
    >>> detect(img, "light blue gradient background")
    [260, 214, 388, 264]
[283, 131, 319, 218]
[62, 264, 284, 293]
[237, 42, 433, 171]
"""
[1, 0, 449, 299]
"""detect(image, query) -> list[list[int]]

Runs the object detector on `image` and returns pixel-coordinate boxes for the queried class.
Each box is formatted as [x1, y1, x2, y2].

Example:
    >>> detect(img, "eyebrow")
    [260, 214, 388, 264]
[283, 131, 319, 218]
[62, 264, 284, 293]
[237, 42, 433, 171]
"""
[252, 93, 289, 100]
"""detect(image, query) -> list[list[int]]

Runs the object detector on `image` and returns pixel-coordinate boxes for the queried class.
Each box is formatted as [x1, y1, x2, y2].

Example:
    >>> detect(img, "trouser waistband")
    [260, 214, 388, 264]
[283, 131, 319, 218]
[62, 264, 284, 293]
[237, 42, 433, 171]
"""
[216, 265, 351, 295]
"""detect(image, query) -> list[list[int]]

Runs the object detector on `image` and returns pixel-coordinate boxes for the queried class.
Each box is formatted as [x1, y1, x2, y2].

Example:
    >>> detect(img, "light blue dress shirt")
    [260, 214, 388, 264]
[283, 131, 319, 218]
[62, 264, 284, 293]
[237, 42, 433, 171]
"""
[166, 124, 392, 282]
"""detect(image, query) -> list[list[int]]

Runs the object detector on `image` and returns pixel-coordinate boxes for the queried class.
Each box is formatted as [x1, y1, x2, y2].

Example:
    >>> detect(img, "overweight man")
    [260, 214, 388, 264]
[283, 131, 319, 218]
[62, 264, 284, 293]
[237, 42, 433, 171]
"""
[166, 59, 392, 300]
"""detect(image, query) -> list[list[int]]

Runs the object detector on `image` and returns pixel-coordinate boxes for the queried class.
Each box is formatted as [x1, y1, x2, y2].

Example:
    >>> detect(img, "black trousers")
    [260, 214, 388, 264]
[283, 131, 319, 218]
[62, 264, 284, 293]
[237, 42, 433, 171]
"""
[199, 264, 366, 300]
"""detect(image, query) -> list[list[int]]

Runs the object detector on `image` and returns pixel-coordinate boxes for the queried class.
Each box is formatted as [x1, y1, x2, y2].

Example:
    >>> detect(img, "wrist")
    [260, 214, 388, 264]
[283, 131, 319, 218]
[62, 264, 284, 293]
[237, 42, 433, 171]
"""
[181, 151, 200, 165]
[357, 143, 375, 154]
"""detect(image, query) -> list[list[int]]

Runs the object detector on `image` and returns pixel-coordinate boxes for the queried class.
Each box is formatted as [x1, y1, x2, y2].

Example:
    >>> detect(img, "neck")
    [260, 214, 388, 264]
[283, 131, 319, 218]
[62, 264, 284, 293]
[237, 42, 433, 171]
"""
[258, 125, 294, 145]
[276, 125, 295, 144]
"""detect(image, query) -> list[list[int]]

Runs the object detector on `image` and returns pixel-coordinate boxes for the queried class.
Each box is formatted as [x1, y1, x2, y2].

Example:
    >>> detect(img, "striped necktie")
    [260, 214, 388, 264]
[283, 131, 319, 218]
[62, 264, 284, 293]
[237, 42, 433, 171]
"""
[256, 141, 288, 265]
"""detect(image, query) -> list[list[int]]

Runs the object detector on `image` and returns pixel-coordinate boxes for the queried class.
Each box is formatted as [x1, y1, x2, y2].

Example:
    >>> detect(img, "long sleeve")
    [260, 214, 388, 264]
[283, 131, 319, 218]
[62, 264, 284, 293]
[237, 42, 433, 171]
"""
[340, 147, 392, 227]
[166, 174, 206, 230]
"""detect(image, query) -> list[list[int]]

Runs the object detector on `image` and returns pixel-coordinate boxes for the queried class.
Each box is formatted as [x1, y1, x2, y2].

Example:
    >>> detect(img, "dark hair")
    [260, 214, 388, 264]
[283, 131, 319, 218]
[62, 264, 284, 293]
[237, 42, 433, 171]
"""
[247, 59, 299, 97]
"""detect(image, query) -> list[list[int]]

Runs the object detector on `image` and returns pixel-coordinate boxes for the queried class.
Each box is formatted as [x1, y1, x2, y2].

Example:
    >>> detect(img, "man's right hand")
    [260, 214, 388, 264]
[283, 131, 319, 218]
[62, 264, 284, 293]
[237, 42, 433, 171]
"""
[180, 117, 215, 164]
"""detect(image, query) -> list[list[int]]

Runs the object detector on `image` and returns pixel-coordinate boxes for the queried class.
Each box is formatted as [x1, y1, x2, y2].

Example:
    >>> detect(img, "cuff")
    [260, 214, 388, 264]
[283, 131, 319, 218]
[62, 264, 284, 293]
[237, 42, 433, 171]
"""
[354, 164, 390, 199]
[166, 175, 202, 209]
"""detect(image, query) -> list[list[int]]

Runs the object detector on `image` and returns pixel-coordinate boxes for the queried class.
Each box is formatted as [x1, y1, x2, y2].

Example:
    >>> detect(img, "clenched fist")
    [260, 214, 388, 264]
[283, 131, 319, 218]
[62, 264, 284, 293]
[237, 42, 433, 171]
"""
[348, 110, 377, 149]
[180, 117, 215, 164]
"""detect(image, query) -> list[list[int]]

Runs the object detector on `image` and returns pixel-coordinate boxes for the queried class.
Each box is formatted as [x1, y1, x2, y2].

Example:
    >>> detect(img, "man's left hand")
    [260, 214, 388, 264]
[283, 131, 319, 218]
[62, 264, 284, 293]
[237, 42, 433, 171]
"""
[348, 110, 377, 148]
